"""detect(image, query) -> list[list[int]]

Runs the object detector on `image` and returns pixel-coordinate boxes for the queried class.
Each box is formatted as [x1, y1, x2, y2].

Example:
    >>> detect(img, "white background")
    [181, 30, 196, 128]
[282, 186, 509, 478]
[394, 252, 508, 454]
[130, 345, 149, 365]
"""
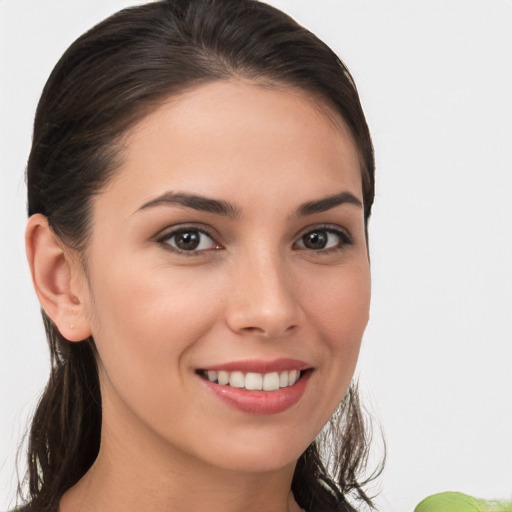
[1, 1, 511, 510]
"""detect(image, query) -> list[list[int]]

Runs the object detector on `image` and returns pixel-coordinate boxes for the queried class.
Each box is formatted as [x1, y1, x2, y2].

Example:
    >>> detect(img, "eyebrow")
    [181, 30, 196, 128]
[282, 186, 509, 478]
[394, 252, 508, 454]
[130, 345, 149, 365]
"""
[137, 192, 240, 218]
[295, 191, 362, 216]
[136, 190, 362, 218]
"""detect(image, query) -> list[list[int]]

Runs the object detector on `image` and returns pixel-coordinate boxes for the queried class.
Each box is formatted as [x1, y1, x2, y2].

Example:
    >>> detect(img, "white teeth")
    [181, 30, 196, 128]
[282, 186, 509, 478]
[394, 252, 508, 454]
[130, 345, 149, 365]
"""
[262, 372, 280, 391]
[229, 371, 245, 388]
[218, 370, 229, 385]
[203, 369, 303, 391]
[245, 372, 263, 390]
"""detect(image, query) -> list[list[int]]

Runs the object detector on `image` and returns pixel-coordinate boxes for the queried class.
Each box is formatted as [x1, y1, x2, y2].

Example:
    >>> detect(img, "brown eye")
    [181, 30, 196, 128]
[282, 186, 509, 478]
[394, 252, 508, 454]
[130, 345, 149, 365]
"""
[301, 231, 329, 250]
[175, 231, 201, 250]
[161, 228, 219, 253]
[295, 227, 352, 251]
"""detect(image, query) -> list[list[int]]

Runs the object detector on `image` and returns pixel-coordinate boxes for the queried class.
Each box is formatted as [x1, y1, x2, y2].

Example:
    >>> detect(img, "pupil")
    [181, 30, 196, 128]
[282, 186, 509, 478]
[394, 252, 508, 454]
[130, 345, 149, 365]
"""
[176, 231, 200, 250]
[304, 231, 327, 249]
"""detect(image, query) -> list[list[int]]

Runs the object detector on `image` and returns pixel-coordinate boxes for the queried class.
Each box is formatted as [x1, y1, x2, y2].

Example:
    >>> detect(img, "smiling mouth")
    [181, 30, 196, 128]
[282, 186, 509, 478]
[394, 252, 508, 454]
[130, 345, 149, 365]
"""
[196, 369, 309, 392]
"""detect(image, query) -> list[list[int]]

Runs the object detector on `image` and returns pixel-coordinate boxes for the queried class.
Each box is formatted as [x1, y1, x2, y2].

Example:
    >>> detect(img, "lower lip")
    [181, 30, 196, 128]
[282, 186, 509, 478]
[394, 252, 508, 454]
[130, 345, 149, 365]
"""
[200, 371, 312, 415]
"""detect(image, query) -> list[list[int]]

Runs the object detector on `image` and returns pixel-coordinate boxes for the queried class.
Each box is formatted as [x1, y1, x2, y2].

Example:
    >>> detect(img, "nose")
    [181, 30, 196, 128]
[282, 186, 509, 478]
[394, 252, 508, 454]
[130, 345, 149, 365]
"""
[225, 250, 303, 339]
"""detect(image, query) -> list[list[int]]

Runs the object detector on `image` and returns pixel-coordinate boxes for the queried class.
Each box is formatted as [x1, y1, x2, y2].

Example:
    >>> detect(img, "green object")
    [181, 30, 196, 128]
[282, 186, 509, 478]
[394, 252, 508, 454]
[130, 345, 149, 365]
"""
[414, 492, 512, 512]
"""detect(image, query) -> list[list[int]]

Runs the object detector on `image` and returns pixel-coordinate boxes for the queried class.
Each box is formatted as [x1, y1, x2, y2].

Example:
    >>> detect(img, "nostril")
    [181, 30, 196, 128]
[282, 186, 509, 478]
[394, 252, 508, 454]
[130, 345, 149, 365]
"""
[242, 326, 265, 333]
[239, 323, 298, 337]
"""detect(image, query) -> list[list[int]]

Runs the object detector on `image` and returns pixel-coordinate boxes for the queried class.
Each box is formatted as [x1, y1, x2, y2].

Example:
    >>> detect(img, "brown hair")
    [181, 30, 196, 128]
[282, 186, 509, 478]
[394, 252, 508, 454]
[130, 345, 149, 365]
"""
[22, 1, 379, 511]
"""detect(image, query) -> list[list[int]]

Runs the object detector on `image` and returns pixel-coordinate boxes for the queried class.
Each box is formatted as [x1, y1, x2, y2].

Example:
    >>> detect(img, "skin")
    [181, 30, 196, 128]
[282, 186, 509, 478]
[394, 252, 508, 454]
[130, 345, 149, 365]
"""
[26, 80, 370, 512]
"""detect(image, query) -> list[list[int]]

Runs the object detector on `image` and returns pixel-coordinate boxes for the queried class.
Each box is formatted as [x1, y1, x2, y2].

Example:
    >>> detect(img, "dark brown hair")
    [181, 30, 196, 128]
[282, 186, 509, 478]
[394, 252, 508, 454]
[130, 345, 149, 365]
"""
[22, 1, 378, 511]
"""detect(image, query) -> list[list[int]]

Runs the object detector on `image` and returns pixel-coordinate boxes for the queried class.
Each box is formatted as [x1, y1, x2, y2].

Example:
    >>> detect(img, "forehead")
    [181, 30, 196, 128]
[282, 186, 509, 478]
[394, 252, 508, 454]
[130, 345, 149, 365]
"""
[101, 80, 362, 212]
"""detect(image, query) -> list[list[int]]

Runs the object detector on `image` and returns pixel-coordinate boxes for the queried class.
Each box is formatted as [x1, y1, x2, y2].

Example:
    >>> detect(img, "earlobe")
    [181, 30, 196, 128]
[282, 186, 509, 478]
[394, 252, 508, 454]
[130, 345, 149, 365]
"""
[25, 214, 91, 342]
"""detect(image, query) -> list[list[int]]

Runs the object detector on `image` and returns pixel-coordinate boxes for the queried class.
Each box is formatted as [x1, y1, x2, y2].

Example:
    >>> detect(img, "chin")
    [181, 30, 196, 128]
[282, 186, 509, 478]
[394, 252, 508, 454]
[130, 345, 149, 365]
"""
[204, 442, 307, 474]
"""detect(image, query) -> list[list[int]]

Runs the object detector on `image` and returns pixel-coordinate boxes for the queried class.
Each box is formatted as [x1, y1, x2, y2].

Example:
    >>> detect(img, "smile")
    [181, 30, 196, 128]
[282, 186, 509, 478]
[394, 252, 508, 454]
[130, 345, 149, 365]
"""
[196, 359, 313, 415]
[197, 369, 303, 391]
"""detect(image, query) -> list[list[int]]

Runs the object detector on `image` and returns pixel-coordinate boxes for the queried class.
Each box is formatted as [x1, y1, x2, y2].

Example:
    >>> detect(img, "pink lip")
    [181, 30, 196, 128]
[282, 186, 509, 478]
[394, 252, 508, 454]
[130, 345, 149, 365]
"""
[200, 358, 311, 373]
[197, 358, 313, 415]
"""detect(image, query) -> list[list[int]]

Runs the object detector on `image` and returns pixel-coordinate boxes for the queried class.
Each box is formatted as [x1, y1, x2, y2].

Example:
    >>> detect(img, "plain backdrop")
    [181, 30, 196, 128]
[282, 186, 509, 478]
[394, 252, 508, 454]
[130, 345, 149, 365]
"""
[1, 1, 511, 511]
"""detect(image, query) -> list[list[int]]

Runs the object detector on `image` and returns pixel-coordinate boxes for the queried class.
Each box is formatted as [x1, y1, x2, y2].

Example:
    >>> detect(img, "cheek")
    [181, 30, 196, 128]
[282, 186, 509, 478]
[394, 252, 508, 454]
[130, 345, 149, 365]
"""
[304, 264, 371, 351]
[85, 260, 229, 435]
[291, 262, 370, 436]
[301, 261, 370, 412]
[86, 258, 224, 380]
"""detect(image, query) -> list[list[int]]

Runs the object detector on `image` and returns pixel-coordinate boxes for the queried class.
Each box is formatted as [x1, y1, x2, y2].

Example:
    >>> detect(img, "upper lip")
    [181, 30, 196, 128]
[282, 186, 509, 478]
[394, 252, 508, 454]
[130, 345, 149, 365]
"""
[199, 358, 312, 373]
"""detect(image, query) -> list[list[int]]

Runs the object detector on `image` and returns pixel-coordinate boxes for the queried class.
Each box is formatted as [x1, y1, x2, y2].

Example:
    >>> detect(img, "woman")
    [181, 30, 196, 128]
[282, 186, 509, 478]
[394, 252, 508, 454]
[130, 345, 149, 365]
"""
[20, 0, 378, 510]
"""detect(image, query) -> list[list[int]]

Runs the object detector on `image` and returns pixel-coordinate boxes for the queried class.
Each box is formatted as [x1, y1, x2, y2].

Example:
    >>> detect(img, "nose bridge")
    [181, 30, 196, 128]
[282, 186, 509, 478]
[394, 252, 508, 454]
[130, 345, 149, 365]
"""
[226, 244, 301, 338]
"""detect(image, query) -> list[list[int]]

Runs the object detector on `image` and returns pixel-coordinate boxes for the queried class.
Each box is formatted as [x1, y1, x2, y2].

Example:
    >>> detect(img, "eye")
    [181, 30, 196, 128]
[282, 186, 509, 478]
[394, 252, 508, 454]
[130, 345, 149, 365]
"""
[159, 228, 220, 253]
[294, 227, 352, 252]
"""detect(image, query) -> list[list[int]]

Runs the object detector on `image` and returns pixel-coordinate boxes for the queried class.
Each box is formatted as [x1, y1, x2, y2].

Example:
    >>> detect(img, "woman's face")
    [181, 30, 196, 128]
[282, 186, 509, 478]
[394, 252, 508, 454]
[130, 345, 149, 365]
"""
[79, 81, 370, 473]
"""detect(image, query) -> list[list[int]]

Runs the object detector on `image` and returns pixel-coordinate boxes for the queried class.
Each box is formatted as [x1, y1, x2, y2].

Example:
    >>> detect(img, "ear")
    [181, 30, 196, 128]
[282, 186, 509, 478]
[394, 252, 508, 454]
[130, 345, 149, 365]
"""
[25, 214, 92, 342]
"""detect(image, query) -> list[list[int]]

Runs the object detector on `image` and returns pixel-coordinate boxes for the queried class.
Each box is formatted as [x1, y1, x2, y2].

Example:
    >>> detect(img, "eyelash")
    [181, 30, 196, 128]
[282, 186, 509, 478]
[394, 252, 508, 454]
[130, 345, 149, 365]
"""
[156, 226, 220, 257]
[156, 224, 353, 256]
[294, 224, 354, 253]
